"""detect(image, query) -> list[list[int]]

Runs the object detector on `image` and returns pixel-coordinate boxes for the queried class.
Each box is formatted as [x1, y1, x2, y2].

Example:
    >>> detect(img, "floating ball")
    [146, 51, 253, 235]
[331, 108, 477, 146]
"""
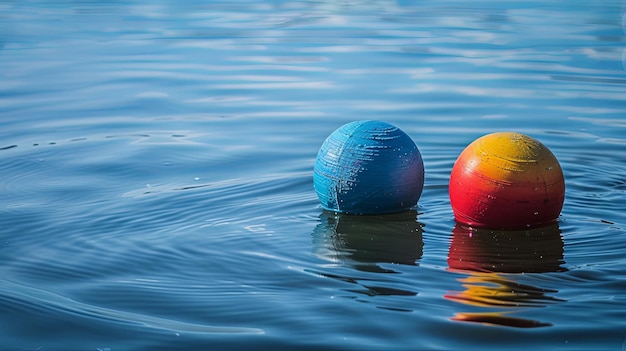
[449, 132, 565, 229]
[314, 120, 424, 215]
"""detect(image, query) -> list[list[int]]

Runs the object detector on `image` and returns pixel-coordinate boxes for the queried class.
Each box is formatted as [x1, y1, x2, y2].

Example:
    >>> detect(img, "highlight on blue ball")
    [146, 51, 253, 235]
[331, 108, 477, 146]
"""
[313, 120, 424, 215]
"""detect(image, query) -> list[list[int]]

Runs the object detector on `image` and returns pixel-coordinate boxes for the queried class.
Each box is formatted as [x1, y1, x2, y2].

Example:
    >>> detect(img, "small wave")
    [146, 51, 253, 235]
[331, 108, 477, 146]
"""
[0, 279, 264, 335]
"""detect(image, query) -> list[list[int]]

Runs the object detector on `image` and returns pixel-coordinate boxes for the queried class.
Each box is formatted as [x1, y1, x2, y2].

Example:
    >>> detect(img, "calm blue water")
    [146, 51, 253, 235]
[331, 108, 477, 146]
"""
[2, 1, 626, 350]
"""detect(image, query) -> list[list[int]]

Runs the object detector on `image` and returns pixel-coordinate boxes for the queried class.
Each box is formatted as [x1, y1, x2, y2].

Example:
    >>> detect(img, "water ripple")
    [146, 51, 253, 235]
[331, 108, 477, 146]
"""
[0, 279, 264, 335]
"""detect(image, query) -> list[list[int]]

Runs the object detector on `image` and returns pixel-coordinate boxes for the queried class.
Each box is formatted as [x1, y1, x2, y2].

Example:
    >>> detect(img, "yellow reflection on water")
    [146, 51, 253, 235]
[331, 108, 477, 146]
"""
[446, 223, 566, 328]
[446, 273, 563, 308]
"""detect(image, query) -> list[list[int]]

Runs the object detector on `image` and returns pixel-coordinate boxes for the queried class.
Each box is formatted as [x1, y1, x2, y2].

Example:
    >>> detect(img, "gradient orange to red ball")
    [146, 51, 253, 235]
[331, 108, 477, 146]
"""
[449, 132, 565, 230]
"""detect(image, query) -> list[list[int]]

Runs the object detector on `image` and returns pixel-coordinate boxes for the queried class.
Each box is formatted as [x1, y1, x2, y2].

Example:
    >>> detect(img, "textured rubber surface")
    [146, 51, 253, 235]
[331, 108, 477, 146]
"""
[449, 132, 565, 229]
[314, 120, 424, 215]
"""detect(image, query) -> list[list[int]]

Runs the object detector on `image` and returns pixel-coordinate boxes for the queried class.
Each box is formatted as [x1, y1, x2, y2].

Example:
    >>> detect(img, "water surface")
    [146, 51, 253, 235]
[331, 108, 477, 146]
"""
[1, 1, 626, 350]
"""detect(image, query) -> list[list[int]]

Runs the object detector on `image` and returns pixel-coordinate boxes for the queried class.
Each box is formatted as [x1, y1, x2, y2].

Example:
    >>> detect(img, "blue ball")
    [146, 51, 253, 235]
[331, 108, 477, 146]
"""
[314, 120, 424, 215]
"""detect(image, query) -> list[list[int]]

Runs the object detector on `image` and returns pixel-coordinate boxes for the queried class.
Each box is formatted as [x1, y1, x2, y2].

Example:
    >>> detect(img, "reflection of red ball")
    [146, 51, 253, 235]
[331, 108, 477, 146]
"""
[447, 224, 566, 273]
[449, 132, 565, 230]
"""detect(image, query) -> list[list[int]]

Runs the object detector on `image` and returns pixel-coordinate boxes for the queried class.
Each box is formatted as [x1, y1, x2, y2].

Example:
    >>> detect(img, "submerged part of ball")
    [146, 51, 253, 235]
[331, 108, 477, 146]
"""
[449, 132, 565, 230]
[314, 120, 424, 215]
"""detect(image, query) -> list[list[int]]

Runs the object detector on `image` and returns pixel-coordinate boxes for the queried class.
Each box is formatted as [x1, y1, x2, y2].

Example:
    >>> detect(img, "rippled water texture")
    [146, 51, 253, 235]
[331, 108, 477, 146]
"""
[1, 1, 626, 350]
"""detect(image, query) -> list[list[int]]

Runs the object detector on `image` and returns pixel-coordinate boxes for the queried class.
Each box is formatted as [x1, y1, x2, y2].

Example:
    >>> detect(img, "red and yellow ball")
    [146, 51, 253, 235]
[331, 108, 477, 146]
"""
[449, 132, 565, 230]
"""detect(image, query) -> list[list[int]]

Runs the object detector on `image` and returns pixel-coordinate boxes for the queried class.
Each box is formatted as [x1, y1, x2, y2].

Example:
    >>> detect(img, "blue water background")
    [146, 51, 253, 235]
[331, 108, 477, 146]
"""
[1, 1, 626, 350]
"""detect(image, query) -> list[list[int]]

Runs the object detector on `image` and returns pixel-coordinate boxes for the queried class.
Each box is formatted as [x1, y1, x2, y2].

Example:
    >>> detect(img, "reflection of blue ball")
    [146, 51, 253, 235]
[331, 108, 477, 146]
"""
[314, 120, 424, 215]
